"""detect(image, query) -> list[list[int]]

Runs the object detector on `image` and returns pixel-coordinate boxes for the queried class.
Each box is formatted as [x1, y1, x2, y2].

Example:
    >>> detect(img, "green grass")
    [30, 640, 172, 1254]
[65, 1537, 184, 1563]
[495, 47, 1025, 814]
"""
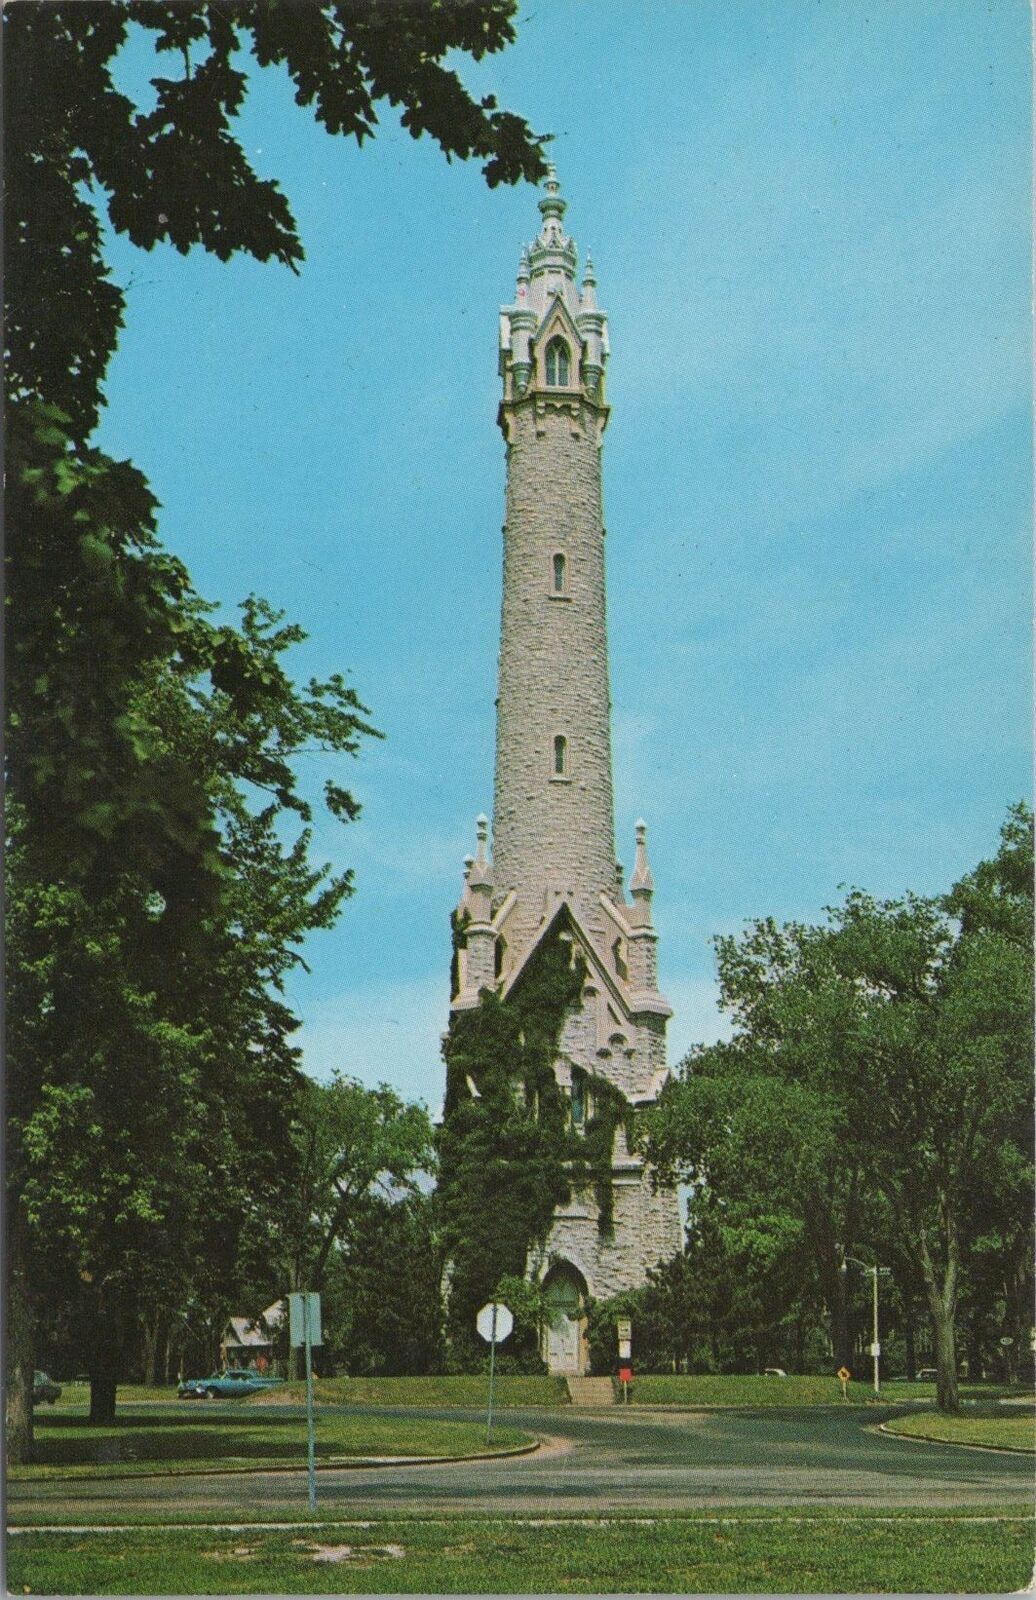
[8, 1513, 1033, 1592]
[883, 1408, 1035, 1452]
[628, 1374, 1031, 1407]
[11, 1409, 529, 1480]
[49, 1383, 181, 1407]
[258, 1374, 570, 1408]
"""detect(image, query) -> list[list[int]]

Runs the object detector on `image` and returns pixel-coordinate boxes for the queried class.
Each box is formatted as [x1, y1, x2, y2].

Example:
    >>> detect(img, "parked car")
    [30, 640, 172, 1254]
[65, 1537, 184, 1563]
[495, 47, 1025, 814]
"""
[32, 1370, 62, 1405]
[177, 1368, 284, 1400]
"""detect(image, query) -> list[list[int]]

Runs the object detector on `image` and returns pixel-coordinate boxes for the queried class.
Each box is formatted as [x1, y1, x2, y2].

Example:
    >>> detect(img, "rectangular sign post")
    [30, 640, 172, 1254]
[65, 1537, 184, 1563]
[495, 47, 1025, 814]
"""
[617, 1319, 632, 1402]
[288, 1291, 322, 1512]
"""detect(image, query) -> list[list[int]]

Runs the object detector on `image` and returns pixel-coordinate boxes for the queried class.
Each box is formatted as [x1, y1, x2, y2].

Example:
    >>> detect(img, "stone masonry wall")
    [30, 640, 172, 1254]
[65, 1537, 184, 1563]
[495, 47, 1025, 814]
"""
[492, 396, 616, 952]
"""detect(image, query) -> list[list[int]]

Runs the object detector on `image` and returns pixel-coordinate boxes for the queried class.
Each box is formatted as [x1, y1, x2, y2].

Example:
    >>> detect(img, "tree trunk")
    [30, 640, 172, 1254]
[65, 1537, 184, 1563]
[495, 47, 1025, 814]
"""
[86, 1306, 124, 1424]
[930, 1302, 959, 1412]
[5, 1227, 35, 1466]
[89, 1374, 118, 1424]
[141, 1308, 160, 1389]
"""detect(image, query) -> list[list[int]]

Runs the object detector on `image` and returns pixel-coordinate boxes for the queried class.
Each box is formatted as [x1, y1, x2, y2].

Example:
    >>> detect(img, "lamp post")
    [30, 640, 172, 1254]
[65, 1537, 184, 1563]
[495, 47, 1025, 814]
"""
[840, 1254, 890, 1397]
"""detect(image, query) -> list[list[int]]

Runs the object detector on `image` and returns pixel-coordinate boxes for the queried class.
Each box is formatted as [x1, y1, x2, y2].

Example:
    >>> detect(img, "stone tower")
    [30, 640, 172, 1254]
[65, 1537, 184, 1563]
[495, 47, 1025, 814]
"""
[450, 170, 682, 1374]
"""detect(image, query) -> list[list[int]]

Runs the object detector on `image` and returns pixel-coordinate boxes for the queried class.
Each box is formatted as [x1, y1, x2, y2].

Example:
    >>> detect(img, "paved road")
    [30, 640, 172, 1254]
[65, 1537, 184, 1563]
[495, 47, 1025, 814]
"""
[9, 1404, 1032, 1522]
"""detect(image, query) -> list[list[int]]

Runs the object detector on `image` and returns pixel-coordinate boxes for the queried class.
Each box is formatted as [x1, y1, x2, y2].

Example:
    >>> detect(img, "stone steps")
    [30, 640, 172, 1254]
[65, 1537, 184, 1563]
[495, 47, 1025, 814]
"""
[566, 1375, 616, 1407]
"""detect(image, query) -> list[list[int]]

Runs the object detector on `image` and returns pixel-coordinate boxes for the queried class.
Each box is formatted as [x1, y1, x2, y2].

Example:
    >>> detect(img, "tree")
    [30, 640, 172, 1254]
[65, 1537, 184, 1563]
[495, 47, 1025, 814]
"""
[6, 0, 544, 1458]
[324, 1191, 444, 1377]
[6, 405, 379, 1440]
[281, 1073, 434, 1306]
[650, 808, 1033, 1413]
[5, 0, 547, 439]
[648, 921, 879, 1371]
[831, 806, 1034, 1412]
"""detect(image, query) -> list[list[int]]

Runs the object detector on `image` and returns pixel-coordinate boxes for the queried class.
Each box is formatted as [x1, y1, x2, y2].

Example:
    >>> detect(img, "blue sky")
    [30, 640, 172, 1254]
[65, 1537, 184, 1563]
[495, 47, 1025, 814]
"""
[97, 0, 1032, 1113]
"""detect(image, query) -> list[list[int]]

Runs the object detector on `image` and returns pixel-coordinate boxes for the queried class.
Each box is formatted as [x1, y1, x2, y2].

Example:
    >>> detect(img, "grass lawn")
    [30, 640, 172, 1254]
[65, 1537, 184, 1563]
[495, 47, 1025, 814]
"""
[883, 1408, 1035, 1452]
[43, 1383, 180, 1408]
[8, 1512, 1034, 1593]
[11, 1409, 530, 1480]
[259, 1374, 569, 1408]
[628, 1374, 1030, 1407]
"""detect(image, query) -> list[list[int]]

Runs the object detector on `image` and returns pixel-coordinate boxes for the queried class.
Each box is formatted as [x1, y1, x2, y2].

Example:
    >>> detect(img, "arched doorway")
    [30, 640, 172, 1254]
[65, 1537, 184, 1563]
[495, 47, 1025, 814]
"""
[541, 1262, 589, 1375]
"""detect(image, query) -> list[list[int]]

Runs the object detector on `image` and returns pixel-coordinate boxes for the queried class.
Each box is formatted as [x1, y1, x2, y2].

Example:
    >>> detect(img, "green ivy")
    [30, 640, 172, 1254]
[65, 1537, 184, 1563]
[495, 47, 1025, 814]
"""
[436, 915, 634, 1361]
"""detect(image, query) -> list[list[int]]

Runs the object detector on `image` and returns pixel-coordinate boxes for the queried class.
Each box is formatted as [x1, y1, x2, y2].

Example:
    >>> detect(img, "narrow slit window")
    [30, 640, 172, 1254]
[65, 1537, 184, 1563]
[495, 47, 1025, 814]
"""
[545, 336, 570, 386]
[553, 552, 566, 593]
[571, 1069, 586, 1127]
[553, 734, 568, 776]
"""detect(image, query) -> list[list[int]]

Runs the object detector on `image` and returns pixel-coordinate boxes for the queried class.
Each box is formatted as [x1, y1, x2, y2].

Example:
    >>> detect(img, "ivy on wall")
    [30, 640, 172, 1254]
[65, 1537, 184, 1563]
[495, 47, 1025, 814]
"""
[436, 913, 634, 1363]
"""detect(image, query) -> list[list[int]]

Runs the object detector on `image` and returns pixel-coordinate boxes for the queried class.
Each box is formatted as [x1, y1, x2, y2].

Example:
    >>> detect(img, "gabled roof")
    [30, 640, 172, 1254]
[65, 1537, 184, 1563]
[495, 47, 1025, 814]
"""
[533, 290, 584, 354]
[222, 1316, 272, 1348]
[499, 898, 633, 1026]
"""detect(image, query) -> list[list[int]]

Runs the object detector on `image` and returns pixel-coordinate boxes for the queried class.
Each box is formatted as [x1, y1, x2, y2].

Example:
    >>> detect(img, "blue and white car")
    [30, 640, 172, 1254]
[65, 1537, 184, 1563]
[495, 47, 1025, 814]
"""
[177, 1368, 283, 1400]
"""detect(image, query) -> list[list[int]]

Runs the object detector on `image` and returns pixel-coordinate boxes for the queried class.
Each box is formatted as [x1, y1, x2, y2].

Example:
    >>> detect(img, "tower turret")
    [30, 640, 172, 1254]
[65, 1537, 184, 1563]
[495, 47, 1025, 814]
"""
[493, 167, 615, 951]
[445, 172, 681, 1371]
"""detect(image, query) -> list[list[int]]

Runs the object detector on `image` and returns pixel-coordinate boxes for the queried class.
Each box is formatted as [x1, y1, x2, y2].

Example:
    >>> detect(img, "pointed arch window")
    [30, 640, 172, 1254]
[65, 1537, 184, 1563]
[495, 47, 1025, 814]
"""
[545, 336, 570, 386]
[553, 734, 568, 777]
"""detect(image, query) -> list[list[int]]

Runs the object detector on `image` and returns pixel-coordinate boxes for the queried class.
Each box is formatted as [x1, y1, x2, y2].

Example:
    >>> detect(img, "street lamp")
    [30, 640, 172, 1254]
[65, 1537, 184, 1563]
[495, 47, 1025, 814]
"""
[840, 1253, 891, 1397]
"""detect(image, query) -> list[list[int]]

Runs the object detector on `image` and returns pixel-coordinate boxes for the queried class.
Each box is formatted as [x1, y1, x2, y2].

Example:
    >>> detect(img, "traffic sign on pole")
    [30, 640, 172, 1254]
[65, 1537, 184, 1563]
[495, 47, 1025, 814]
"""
[288, 1292, 322, 1511]
[476, 1301, 512, 1445]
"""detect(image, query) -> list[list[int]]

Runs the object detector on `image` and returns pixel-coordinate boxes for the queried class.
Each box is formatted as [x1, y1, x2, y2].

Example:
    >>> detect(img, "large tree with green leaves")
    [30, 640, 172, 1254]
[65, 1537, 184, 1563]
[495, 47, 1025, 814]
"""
[6, 0, 544, 1459]
[648, 923, 878, 1371]
[7, 403, 380, 1435]
[282, 1072, 434, 1297]
[829, 806, 1034, 1412]
[6, 0, 546, 438]
[649, 807, 1033, 1412]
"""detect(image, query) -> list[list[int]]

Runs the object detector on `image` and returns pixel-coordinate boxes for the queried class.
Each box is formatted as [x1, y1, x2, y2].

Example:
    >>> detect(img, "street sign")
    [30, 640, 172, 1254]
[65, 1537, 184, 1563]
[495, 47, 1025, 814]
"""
[837, 1366, 851, 1382]
[287, 1291, 322, 1513]
[868, 1342, 881, 1357]
[618, 1338, 632, 1361]
[616, 1318, 632, 1343]
[476, 1302, 512, 1445]
[288, 1292, 322, 1348]
[476, 1302, 513, 1343]
[618, 1366, 633, 1384]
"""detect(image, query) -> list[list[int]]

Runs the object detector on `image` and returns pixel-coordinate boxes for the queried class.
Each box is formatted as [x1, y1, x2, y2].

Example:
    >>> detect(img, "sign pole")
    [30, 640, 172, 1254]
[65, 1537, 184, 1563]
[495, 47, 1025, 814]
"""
[303, 1292, 317, 1512]
[486, 1301, 498, 1447]
[871, 1267, 880, 1398]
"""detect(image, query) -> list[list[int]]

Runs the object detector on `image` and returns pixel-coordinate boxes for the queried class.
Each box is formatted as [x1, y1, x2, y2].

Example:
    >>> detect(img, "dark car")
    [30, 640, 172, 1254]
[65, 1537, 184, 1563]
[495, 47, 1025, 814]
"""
[178, 1368, 283, 1400]
[32, 1370, 62, 1405]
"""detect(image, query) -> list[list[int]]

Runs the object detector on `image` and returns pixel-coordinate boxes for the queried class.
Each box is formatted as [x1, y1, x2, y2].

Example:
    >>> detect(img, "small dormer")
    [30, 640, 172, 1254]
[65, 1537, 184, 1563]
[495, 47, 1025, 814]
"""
[531, 294, 584, 395]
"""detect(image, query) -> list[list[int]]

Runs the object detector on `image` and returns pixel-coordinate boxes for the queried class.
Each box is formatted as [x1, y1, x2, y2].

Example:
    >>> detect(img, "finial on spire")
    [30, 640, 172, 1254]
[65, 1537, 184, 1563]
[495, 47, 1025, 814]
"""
[517, 244, 530, 280]
[468, 813, 493, 891]
[538, 163, 567, 226]
[583, 252, 596, 286]
[630, 819, 655, 896]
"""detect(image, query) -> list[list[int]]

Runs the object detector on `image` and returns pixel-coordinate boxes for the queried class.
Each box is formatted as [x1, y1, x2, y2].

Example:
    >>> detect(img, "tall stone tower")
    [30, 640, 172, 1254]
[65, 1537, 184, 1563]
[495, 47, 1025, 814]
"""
[450, 170, 682, 1374]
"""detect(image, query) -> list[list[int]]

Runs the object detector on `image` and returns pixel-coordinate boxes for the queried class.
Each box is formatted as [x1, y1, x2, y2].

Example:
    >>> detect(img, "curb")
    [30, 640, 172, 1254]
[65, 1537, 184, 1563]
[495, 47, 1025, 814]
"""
[875, 1422, 1035, 1457]
[9, 1437, 540, 1486]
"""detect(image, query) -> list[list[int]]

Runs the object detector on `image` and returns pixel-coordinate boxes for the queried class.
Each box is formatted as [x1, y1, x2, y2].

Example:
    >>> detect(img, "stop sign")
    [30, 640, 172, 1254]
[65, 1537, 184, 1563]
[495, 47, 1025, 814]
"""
[476, 1301, 513, 1343]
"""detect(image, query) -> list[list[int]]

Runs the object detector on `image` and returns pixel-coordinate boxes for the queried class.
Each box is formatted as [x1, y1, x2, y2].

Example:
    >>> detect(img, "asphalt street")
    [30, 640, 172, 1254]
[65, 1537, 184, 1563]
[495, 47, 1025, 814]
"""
[9, 1404, 1033, 1522]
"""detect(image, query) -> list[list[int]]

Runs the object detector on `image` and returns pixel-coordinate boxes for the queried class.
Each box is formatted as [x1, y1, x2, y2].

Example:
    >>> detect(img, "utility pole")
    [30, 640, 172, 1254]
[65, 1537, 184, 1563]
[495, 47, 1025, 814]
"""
[840, 1251, 888, 1397]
